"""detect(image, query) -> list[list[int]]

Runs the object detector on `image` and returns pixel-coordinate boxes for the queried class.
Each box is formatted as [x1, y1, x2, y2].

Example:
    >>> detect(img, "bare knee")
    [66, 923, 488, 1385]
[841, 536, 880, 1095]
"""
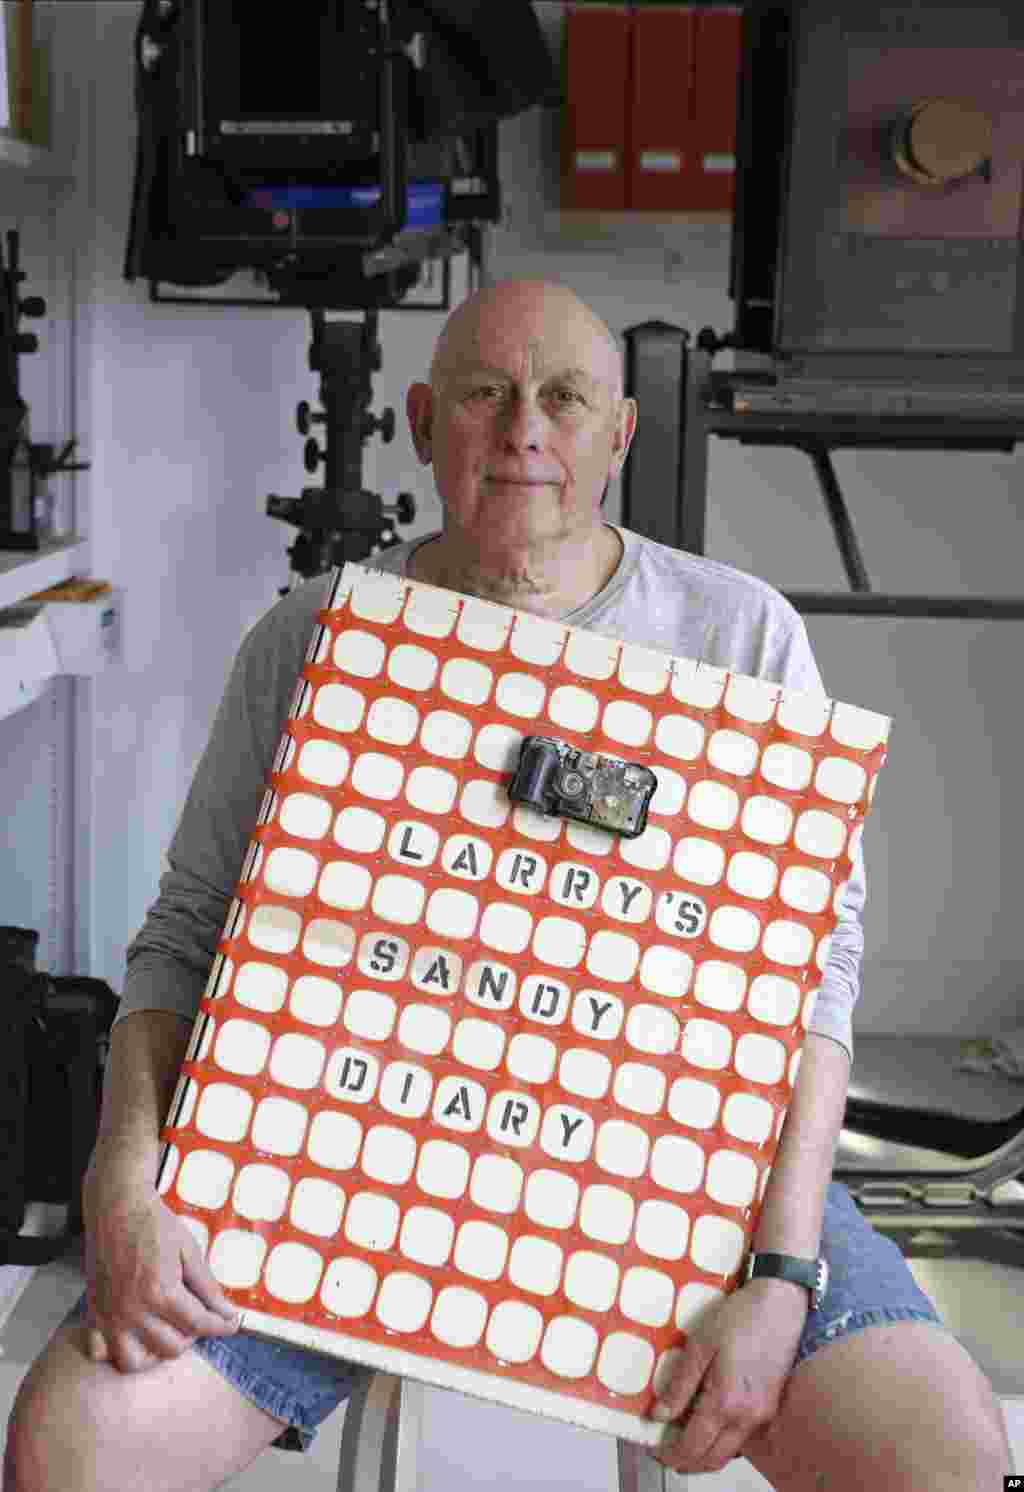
[5, 1326, 92, 1492]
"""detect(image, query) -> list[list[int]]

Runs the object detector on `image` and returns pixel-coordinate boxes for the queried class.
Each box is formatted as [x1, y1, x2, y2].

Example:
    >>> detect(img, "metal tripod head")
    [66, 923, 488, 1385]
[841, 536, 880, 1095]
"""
[267, 307, 416, 591]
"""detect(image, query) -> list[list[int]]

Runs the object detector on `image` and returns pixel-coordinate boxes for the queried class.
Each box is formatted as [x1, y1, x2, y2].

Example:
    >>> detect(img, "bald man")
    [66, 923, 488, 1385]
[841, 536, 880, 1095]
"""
[9, 279, 1011, 1490]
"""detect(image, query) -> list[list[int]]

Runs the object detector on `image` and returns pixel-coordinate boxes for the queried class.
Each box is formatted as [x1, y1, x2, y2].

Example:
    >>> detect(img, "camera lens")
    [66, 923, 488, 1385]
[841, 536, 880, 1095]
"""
[558, 770, 586, 799]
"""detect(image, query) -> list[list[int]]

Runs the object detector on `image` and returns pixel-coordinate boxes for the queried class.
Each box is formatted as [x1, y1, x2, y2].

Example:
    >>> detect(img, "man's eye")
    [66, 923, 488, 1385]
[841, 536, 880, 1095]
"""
[551, 387, 584, 405]
[468, 385, 502, 400]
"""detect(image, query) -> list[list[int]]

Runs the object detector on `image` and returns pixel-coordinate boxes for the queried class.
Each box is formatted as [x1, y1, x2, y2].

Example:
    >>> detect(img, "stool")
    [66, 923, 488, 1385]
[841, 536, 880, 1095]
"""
[335, 1371, 677, 1492]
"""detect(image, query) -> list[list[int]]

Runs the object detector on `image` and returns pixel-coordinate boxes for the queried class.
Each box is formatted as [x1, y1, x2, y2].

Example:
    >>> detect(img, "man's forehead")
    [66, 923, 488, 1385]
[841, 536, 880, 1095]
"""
[439, 327, 619, 389]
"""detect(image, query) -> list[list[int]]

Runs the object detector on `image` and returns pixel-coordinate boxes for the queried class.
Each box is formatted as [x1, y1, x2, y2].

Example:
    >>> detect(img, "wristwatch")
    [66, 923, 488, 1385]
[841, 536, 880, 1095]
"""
[744, 1251, 829, 1312]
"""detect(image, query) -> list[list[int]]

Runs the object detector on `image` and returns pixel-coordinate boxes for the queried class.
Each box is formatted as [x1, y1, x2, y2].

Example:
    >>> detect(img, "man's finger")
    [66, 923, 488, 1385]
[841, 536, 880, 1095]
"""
[86, 1328, 109, 1363]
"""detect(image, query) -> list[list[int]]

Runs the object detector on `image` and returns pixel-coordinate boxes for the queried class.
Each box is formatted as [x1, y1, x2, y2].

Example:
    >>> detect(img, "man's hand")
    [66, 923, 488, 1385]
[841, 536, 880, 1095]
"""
[82, 1163, 241, 1374]
[649, 1278, 810, 1475]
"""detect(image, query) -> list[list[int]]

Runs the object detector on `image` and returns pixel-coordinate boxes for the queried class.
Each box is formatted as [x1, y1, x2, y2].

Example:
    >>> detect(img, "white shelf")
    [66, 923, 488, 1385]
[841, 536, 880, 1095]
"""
[0, 536, 89, 609]
[0, 132, 75, 186]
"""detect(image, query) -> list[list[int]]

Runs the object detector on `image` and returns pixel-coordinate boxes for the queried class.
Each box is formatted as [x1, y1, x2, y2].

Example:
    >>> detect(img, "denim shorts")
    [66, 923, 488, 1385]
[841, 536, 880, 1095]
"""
[63, 1179, 950, 1454]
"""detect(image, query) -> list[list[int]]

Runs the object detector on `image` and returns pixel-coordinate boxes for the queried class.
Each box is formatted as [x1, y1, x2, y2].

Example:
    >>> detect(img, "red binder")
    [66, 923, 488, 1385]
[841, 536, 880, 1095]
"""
[691, 6, 743, 212]
[628, 6, 697, 212]
[562, 6, 632, 210]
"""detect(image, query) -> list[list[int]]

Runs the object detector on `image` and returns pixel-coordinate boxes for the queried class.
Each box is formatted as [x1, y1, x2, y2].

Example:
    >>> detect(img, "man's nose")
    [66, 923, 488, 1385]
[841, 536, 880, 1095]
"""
[500, 395, 548, 449]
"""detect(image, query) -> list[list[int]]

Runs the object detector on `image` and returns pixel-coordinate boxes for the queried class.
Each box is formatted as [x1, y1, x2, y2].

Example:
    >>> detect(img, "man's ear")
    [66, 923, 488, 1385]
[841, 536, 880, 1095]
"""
[608, 396, 638, 479]
[406, 383, 434, 466]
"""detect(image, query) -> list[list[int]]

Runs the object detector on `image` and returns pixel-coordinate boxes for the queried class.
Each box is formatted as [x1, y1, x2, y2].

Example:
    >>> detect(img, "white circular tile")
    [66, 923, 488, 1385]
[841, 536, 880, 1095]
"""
[794, 809, 847, 860]
[564, 1250, 620, 1312]
[760, 741, 813, 792]
[479, 901, 534, 954]
[619, 1266, 675, 1327]
[708, 905, 761, 953]
[441, 657, 494, 706]
[680, 1018, 732, 1070]
[638, 944, 694, 997]
[635, 1199, 690, 1261]
[779, 864, 831, 914]
[350, 752, 405, 801]
[618, 644, 670, 696]
[727, 850, 778, 899]
[776, 690, 830, 737]
[525, 1168, 580, 1229]
[509, 615, 567, 667]
[280, 792, 333, 840]
[707, 729, 759, 777]
[265, 847, 318, 899]
[333, 630, 386, 678]
[655, 713, 706, 762]
[670, 659, 726, 709]
[406, 766, 458, 814]
[649, 766, 686, 816]
[613, 1062, 666, 1115]
[376, 1271, 433, 1332]
[706, 1149, 759, 1207]
[578, 1183, 634, 1244]
[533, 915, 587, 968]
[673, 837, 726, 886]
[457, 599, 510, 652]
[318, 860, 373, 911]
[723, 1091, 774, 1144]
[474, 723, 524, 772]
[693, 960, 747, 1011]
[312, 683, 366, 734]
[540, 1316, 600, 1379]
[815, 755, 868, 805]
[297, 740, 351, 789]
[460, 779, 511, 829]
[762, 919, 815, 967]
[734, 1032, 787, 1085]
[289, 966, 344, 1026]
[618, 825, 672, 871]
[403, 588, 458, 638]
[748, 973, 801, 1025]
[349, 573, 406, 624]
[485, 1300, 544, 1363]
[597, 1333, 656, 1395]
[564, 631, 619, 680]
[334, 805, 387, 853]
[725, 676, 778, 724]
[585, 929, 640, 983]
[686, 780, 739, 831]
[426, 887, 479, 940]
[741, 795, 794, 846]
[290, 1176, 346, 1237]
[602, 700, 653, 747]
[321, 1257, 377, 1318]
[401, 1207, 456, 1271]
[387, 643, 438, 691]
[495, 672, 546, 718]
[830, 701, 888, 751]
[420, 710, 474, 759]
[548, 684, 599, 733]
[431, 1286, 488, 1348]
[265, 1241, 324, 1304]
[667, 1077, 721, 1130]
[366, 696, 420, 747]
[689, 1214, 746, 1276]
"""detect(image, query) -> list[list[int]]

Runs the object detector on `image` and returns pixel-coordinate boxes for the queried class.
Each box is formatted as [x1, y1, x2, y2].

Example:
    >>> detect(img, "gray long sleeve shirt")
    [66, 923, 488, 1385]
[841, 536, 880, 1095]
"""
[115, 525, 867, 1060]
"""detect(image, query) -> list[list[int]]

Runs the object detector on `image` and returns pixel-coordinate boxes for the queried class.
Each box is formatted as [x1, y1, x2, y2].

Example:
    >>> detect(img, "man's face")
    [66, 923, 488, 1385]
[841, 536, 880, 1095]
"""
[407, 287, 636, 554]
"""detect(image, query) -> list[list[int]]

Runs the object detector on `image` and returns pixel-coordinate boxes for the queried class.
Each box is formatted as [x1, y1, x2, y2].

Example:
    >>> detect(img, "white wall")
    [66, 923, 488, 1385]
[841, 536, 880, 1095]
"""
[61, 3, 1022, 1039]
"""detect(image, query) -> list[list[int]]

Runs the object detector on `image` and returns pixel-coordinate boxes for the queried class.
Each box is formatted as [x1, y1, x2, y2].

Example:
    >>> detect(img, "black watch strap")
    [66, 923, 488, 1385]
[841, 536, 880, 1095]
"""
[744, 1251, 828, 1310]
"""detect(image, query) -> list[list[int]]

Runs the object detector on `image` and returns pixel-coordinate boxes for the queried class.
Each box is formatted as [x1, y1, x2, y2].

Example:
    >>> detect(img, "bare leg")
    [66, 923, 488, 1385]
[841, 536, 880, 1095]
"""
[6, 1321, 290, 1492]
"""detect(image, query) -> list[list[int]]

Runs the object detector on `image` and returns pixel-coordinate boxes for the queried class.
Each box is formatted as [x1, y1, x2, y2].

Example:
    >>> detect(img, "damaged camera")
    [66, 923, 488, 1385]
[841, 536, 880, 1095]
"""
[509, 736, 658, 839]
